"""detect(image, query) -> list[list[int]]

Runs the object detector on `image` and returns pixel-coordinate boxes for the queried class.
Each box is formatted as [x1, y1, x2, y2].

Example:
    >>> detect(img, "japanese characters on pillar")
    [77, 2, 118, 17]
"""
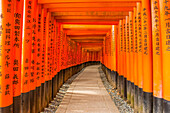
[48, 13, 52, 81]
[36, 4, 42, 87]
[54, 21, 58, 74]
[22, 0, 33, 94]
[30, 0, 37, 91]
[123, 19, 126, 79]
[119, 20, 123, 76]
[59, 24, 63, 71]
[108, 32, 111, 69]
[151, 0, 163, 112]
[63, 33, 66, 68]
[129, 11, 134, 84]
[13, 0, 24, 98]
[56, 23, 61, 72]
[45, 12, 51, 81]
[133, 7, 139, 111]
[50, 17, 54, 78]
[126, 16, 130, 82]
[53, 20, 57, 75]
[142, 0, 153, 112]
[137, 2, 143, 90]
[133, 7, 138, 87]
[67, 38, 71, 67]
[60, 29, 64, 69]
[41, 8, 47, 84]
[64, 33, 68, 68]
[142, 0, 153, 93]
[159, 0, 170, 108]
[0, 0, 14, 109]
[117, 23, 120, 75]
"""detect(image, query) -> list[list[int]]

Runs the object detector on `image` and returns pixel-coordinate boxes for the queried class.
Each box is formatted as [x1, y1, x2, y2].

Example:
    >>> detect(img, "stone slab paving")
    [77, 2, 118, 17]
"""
[56, 65, 119, 113]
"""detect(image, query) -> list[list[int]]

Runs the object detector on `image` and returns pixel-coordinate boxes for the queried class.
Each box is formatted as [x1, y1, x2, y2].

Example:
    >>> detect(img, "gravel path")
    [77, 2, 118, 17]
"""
[98, 66, 134, 113]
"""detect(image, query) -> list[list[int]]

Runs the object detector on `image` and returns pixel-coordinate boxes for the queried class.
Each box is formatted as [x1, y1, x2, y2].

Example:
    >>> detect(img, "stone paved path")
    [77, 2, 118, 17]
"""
[56, 65, 119, 113]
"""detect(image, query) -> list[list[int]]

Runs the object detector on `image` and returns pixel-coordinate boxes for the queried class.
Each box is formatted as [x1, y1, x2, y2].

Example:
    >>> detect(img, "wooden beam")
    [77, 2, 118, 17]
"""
[69, 36, 104, 40]
[49, 7, 133, 12]
[63, 24, 112, 29]
[68, 35, 106, 37]
[60, 21, 119, 25]
[64, 28, 111, 31]
[83, 47, 102, 49]
[52, 11, 129, 16]
[56, 19, 119, 23]
[38, 0, 141, 4]
[73, 40, 103, 43]
[83, 48, 102, 51]
[43, 2, 137, 8]
[66, 30, 108, 35]
[55, 15, 126, 20]
[63, 24, 112, 31]
[80, 42, 103, 46]
[73, 39, 103, 41]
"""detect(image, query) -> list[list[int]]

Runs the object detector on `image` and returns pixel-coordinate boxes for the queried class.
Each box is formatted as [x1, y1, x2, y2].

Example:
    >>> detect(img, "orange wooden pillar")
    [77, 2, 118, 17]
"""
[133, 7, 139, 111]
[151, 0, 163, 112]
[48, 15, 52, 103]
[21, 0, 33, 113]
[111, 25, 117, 88]
[142, 0, 153, 112]
[129, 11, 134, 107]
[126, 15, 131, 104]
[45, 11, 51, 105]
[40, 8, 47, 110]
[0, 0, 14, 112]
[52, 20, 58, 99]
[119, 20, 123, 96]
[35, 4, 42, 113]
[50, 16, 55, 100]
[114, 25, 118, 89]
[108, 32, 112, 70]
[136, 2, 144, 113]
[123, 18, 127, 99]
[30, 1, 37, 113]
[159, 0, 170, 112]
[103, 37, 105, 67]
[13, 0, 24, 113]
[111, 27, 114, 72]
[117, 21, 121, 94]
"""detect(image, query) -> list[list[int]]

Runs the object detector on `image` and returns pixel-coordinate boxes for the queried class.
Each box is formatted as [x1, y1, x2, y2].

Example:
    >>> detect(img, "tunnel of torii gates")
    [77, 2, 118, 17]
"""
[0, 0, 170, 113]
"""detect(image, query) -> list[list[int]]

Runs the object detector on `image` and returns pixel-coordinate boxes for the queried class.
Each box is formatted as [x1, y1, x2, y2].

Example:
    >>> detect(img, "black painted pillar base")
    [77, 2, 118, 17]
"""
[44, 81, 49, 108]
[0, 104, 13, 113]
[36, 86, 41, 113]
[143, 91, 153, 113]
[124, 77, 127, 100]
[127, 80, 131, 104]
[134, 85, 138, 112]
[120, 76, 124, 98]
[163, 99, 170, 113]
[138, 88, 143, 113]
[21, 92, 30, 113]
[153, 96, 163, 113]
[30, 89, 36, 113]
[41, 83, 45, 111]
[131, 83, 134, 108]
[111, 71, 117, 88]
[13, 95, 21, 113]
